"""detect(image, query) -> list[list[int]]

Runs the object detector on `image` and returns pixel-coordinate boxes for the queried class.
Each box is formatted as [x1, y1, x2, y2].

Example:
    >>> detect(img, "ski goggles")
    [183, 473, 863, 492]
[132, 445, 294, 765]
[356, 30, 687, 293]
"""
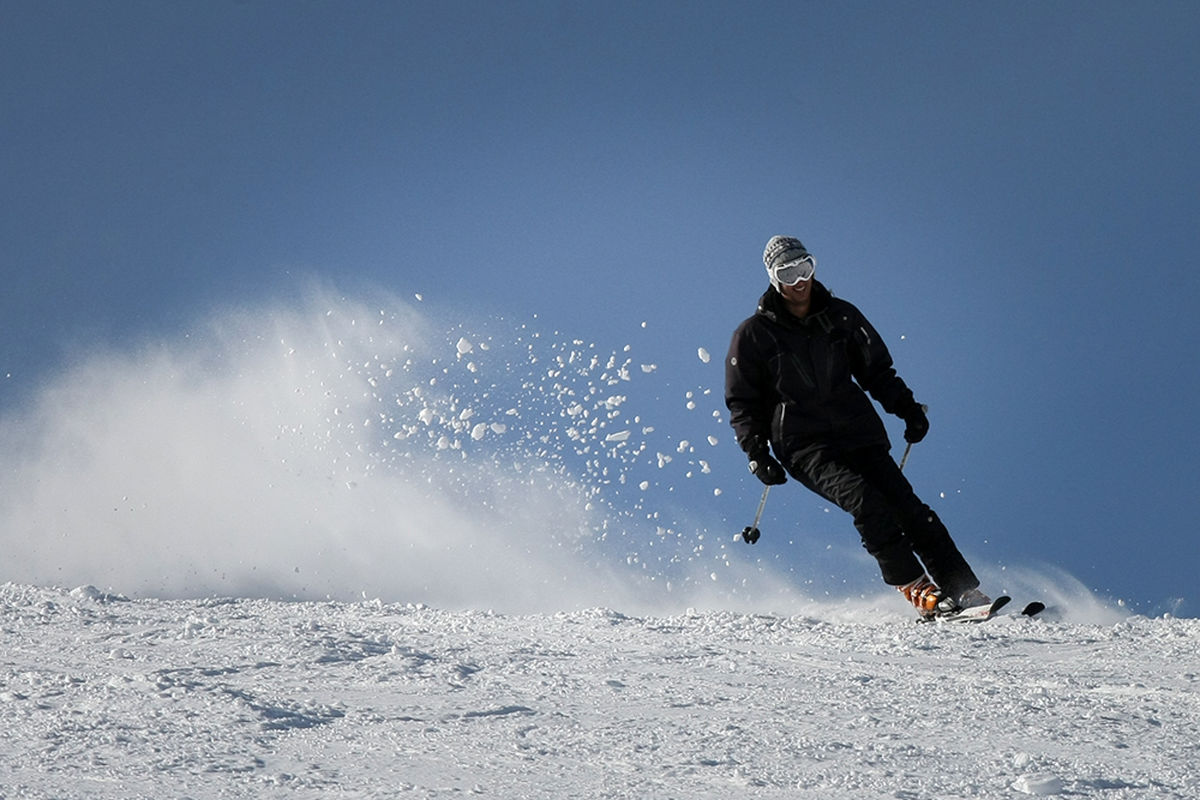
[770, 254, 816, 286]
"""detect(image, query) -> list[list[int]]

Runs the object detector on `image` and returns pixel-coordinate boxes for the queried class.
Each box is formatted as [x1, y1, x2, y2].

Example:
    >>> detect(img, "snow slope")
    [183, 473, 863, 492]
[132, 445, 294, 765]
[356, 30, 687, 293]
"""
[2, 582, 1196, 799]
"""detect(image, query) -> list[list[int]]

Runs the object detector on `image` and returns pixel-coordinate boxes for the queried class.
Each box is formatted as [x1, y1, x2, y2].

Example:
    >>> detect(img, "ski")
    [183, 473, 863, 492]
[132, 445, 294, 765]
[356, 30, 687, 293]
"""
[916, 595, 1010, 624]
[942, 594, 1011, 622]
[917, 596, 1047, 624]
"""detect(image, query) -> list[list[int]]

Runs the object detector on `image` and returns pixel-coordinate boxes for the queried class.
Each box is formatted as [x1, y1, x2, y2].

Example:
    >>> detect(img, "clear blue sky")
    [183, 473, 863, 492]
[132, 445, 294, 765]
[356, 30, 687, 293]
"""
[3, 2, 1198, 615]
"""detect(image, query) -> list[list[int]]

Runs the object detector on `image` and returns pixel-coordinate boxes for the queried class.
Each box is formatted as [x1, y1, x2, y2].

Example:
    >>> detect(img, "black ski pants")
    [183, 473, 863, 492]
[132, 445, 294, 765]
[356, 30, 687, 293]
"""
[786, 444, 979, 596]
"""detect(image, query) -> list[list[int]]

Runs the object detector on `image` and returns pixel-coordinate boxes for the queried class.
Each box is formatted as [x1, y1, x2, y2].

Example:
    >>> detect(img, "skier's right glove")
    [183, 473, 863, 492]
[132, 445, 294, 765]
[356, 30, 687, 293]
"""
[901, 402, 930, 444]
[748, 449, 787, 486]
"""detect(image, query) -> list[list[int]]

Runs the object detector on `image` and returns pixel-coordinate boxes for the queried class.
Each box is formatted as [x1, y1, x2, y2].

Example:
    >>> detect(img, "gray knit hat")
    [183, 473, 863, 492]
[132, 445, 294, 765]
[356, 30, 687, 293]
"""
[763, 235, 810, 272]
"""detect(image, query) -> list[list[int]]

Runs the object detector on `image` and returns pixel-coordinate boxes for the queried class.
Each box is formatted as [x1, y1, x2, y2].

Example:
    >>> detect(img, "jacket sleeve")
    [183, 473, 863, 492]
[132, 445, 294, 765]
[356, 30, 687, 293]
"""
[848, 308, 919, 417]
[724, 319, 775, 455]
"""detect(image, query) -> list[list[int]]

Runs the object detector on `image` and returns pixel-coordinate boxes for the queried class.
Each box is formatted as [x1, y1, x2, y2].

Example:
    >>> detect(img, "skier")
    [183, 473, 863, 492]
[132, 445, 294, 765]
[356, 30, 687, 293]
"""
[724, 235, 989, 618]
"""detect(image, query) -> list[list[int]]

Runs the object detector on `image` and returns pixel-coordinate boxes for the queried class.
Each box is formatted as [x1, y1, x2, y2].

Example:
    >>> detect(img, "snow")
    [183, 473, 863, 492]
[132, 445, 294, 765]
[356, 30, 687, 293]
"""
[2, 582, 1197, 798]
[1, 291, 1197, 796]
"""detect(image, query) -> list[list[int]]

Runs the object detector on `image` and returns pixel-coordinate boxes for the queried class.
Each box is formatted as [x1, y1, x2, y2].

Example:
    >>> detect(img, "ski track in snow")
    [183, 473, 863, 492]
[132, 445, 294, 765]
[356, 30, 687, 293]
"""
[2, 583, 1197, 799]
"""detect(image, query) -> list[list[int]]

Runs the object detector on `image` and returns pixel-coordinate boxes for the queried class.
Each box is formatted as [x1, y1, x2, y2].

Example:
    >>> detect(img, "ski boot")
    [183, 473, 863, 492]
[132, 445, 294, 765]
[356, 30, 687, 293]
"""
[897, 574, 944, 620]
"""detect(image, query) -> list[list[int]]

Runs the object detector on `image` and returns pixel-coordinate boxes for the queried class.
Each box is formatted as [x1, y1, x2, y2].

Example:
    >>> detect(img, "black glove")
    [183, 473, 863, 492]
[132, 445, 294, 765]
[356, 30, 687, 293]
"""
[902, 403, 930, 444]
[748, 450, 787, 485]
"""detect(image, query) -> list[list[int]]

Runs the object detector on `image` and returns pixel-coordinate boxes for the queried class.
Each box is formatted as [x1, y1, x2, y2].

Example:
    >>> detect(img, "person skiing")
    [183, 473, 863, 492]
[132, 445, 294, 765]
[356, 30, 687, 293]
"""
[724, 235, 989, 618]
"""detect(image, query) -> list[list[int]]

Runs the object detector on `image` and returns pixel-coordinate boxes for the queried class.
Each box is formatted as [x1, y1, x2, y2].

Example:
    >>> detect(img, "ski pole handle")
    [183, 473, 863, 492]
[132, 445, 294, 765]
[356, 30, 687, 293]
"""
[898, 404, 929, 472]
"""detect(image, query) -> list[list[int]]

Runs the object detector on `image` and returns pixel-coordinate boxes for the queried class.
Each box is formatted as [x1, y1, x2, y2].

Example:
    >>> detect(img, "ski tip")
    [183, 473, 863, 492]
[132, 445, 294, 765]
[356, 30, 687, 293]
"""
[1021, 601, 1046, 617]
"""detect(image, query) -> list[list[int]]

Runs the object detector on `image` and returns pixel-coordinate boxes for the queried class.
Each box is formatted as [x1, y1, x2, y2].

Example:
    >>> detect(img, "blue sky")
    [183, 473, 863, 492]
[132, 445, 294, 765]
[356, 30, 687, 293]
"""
[3, 2, 1198, 615]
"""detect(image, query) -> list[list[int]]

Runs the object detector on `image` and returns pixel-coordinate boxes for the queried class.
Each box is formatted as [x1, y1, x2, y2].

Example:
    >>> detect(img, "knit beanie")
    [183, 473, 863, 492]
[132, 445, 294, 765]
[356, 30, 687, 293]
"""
[763, 235, 810, 272]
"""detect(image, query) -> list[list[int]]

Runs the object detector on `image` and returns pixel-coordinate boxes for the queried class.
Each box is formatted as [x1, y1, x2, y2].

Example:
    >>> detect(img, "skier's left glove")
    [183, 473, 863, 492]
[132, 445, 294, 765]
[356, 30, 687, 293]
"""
[741, 435, 787, 485]
[747, 449, 787, 486]
[901, 403, 930, 444]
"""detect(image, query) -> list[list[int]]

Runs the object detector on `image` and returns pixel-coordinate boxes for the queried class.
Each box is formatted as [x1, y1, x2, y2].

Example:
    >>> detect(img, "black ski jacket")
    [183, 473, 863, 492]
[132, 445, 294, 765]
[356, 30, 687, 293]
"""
[724, 282, 919, 464]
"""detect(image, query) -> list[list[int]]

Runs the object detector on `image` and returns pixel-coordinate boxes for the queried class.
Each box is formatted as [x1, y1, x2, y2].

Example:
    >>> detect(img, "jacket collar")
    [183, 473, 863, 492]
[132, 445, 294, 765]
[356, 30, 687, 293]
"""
[756, 281, 833, 327]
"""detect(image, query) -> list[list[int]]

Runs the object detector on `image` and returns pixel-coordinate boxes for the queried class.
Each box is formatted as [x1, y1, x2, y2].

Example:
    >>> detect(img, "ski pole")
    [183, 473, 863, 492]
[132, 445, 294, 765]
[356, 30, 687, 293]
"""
[740, 484, 770, 544]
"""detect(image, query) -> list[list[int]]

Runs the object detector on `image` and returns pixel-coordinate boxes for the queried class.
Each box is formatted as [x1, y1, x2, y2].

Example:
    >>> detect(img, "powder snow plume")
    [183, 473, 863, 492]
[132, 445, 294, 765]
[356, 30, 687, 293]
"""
[0, 286, 1127, 620]
[0, 287, 804, 613]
